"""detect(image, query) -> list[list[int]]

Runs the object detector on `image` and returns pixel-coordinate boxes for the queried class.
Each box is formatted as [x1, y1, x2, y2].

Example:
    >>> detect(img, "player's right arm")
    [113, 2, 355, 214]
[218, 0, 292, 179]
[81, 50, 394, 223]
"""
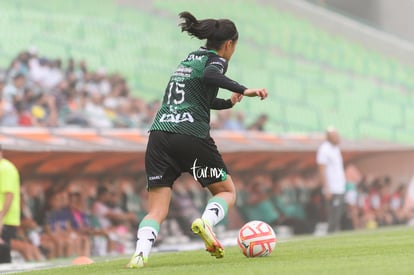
[203, 56, 268, 100]
[243, 88, 268, 100]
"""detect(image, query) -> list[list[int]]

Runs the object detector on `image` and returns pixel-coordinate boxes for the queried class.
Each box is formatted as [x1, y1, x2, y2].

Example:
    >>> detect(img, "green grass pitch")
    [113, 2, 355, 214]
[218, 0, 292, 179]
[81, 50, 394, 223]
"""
[24, 226, 414, 275]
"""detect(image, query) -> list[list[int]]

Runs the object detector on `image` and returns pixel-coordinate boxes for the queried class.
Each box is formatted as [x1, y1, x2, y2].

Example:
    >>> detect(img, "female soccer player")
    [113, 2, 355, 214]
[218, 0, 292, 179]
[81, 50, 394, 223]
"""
[127, 11, 268, 268]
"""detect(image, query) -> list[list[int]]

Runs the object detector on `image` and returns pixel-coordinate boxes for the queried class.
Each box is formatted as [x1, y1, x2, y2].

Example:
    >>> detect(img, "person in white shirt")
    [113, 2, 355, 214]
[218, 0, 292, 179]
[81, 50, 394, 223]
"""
[317, 127, 346, 233]
[404, 176, 414, 225]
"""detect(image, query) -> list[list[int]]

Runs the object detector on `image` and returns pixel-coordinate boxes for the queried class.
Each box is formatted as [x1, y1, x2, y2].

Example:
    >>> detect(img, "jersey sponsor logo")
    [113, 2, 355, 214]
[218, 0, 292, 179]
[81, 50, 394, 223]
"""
[159, 112, 194, 123]
[172, 66, 193, 78]
[190, 158, 227, 181]
[186, 54, 203, 61]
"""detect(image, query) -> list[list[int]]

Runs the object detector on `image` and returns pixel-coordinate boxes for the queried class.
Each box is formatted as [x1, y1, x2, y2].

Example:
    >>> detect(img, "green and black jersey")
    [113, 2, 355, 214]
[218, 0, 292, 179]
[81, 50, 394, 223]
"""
[150, 47, 247, 138]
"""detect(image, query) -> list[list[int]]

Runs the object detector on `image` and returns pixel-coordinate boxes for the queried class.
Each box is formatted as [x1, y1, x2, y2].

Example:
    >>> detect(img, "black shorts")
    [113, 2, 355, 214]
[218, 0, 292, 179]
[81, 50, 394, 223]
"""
[145, 131, 229, 189]
[0, 225, 16, 246]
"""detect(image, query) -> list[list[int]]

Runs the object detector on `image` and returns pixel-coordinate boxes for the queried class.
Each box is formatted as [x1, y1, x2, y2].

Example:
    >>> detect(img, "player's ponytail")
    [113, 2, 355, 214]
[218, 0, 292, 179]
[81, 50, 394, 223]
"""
[179, 11, 239, 50]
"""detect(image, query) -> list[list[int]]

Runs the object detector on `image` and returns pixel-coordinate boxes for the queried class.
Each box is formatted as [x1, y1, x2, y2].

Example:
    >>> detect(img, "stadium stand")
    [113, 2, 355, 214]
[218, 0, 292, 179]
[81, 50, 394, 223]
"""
[1, 0, 414, 142]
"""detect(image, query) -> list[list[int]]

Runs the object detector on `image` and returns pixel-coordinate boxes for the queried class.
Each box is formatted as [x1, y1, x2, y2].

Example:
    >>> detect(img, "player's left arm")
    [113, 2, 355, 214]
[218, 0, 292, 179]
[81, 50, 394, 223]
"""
[211, 98, 232, 110]
[211, 93, 243, 110]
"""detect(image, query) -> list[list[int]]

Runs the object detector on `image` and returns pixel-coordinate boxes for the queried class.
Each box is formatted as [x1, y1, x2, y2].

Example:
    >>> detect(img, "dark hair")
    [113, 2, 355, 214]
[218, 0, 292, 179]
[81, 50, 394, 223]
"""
[179, 11, 238, 50]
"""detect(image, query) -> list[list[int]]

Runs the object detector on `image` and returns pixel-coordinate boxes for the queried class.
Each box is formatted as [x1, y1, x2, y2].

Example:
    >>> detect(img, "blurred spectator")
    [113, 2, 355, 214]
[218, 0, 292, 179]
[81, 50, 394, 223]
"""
[30, 93, 49, 127]
[1, 73, 27, 126]
[367, 178, 382, 225]
[241, 175, 281, 226]
[0, 79, 4, 115]
[3, 73, 25, 102]
[316, 127, 346, 233]
[28, 48, 42, 85]
[270, 176, 314, 234]
[43, 59, 64, 90]
[44, 190, 89, 257]
[16, 100, 33, 126]
[210, 110, 225, 130]
[93, 185, 137, 229]
[183, 175, 208, 215]
[390, 183, 406, 224]
[10, 193, 47, 262]
[65, 58, 75, 77]
[234, 176, 249, 222]
[1, 79, 18, 126]
[342, 165, 361, 230]
[376, 177, 395, 226]
[92, 185, 137, 255]
[113, 100, 134, 128]
[169, 179, 202, 240]
[274, 176, 308, 220]
[119, 178, 147, 223]
[84, 93, 112, 128]
[248, 113, 268, 131]
[7, 52, 29, 81]
[66, 191, 107, 257]
[129, 97, 151, 128]
[75, 60, 88, 81]
[356, 177, 376, 229]
[23, 181, 47, 227]
[63, 90, 89, 127]
[222, 110, 246, 131]
[403, 176, 414, 225]
[19, 191, 55, 260]
[304, 176, 325, 231]
[10, 227, 44, 262]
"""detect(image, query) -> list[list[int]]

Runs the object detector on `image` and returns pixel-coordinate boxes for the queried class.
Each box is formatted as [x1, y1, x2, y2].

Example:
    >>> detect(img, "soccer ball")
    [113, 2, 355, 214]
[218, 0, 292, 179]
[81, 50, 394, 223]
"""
[237, 220, 277, 257]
